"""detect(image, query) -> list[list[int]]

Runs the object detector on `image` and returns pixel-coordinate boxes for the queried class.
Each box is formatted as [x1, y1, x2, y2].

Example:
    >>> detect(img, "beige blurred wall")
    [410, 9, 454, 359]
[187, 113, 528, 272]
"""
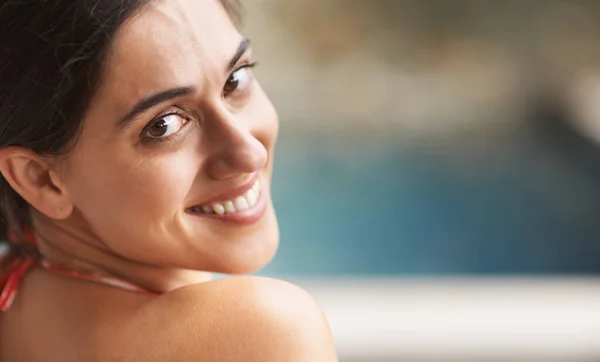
[241, 0, 600, 139]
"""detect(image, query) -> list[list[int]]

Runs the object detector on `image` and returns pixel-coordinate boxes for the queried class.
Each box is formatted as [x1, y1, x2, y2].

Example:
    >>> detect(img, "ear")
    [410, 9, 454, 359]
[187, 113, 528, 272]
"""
[0, 147, 73, 220]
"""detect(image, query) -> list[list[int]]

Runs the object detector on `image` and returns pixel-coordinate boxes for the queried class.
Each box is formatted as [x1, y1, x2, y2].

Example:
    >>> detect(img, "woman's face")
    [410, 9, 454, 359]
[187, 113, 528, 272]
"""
[60, 0, 279, 273]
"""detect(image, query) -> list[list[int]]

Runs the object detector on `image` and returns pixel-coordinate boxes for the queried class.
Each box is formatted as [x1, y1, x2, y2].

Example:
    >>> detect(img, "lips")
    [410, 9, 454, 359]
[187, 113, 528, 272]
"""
[188, 179, 261, 215]
[186, 178, 268, 225]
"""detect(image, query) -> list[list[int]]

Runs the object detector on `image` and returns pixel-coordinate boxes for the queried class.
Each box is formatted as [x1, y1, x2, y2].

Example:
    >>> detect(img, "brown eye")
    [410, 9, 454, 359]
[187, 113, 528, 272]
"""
[148, 119, 168, 137]
[224, 66, 253, 95]
[144, 114, 188, 139]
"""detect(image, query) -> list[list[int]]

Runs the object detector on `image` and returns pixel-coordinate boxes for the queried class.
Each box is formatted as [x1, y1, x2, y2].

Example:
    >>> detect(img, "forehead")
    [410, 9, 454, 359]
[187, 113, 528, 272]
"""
[92, 0, 241, 116]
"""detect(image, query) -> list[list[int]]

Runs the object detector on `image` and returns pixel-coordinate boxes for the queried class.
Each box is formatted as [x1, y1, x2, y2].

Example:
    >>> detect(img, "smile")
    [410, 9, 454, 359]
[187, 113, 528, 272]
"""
[186, 179, 267, 224]
[191, 179, 261, 215]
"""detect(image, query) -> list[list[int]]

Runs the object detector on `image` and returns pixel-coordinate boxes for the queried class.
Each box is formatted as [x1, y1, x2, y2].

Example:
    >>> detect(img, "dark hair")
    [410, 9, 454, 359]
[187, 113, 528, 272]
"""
[0, 0, 241, 240]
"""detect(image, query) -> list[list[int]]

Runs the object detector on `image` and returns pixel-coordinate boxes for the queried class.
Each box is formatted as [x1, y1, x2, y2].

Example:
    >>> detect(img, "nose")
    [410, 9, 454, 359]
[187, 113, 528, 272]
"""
[202, 107, 268, 180]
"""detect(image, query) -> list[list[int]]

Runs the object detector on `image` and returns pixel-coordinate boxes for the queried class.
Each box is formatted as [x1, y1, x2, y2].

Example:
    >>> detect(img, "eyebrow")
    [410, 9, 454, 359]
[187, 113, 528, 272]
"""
[115, 86, 196, 131]
[115, 38, 252, 131]
[227, 38, 251, 72]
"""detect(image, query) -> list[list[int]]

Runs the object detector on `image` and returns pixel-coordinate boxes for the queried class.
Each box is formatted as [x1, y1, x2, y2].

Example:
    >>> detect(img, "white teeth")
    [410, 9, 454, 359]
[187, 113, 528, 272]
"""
[246, 189, 257, 206]
[212, 203, 225, 215]
[223, 200, 236, 214]
[193, 180, 262, 215]
[234, 196, 249, 211]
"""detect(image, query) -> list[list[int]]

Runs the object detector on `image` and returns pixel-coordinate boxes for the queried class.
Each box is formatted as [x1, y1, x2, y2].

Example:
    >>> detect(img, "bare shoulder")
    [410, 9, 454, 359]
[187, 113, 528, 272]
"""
[99, 276, 338, 362]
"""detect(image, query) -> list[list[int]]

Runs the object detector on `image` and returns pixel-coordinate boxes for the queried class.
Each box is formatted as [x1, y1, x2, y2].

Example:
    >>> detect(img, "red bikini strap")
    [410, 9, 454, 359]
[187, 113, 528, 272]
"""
[0, 230, 158, 312]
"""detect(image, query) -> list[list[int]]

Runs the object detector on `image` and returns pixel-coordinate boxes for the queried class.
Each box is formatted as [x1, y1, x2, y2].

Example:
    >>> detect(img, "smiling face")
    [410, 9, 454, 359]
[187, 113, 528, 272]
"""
[56, 0, 279, 274]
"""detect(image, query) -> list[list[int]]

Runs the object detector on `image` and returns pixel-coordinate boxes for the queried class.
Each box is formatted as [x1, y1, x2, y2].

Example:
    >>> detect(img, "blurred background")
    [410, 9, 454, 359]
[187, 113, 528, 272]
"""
[239, 1, 600, 361]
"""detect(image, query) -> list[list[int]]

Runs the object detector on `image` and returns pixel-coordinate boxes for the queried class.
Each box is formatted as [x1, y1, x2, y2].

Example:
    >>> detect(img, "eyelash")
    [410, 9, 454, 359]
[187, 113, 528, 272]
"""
[137, 62, 258, 146]
[236, 61, 258, 75]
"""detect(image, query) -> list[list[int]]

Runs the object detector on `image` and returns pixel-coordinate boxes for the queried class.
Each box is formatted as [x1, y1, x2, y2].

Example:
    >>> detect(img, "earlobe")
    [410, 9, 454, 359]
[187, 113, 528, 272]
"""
[0, 147, 73, 220]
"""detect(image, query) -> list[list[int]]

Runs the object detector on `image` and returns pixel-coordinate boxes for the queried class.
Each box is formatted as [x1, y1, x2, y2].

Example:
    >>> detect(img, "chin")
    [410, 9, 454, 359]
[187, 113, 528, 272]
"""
[200, 210, 280, 275]
[210, 236, 279, 275]
[218, 252, 277, 275]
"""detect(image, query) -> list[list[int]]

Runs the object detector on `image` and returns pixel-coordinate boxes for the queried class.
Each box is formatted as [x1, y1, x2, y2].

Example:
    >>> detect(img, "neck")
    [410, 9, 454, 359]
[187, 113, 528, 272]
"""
[30, 211, 212, 293]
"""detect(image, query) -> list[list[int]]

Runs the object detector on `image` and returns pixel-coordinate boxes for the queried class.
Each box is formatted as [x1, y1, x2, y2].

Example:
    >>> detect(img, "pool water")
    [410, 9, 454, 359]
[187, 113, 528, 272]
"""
[260, 128, 600, 276]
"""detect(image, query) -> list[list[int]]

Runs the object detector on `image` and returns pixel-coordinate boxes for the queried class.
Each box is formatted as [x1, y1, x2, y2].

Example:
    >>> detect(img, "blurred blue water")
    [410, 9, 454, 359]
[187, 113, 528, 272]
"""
[260, 128, 600, 276]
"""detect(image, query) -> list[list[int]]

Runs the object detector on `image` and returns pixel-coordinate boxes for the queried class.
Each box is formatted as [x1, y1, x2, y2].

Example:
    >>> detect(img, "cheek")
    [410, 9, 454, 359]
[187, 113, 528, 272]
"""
[68, 147, 200, 225]
[266, 101, 279, 145]
[121, 162, 191, 213]
[250, 85, 279, 153]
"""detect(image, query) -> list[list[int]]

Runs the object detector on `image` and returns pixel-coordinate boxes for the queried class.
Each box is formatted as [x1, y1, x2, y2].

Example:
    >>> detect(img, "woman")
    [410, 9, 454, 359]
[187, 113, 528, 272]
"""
[0, 0, 338, 360]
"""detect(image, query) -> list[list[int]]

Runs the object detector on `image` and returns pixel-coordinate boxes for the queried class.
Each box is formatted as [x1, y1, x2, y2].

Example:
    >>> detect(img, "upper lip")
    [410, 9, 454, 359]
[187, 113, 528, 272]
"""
[187, 175, 259, 209]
